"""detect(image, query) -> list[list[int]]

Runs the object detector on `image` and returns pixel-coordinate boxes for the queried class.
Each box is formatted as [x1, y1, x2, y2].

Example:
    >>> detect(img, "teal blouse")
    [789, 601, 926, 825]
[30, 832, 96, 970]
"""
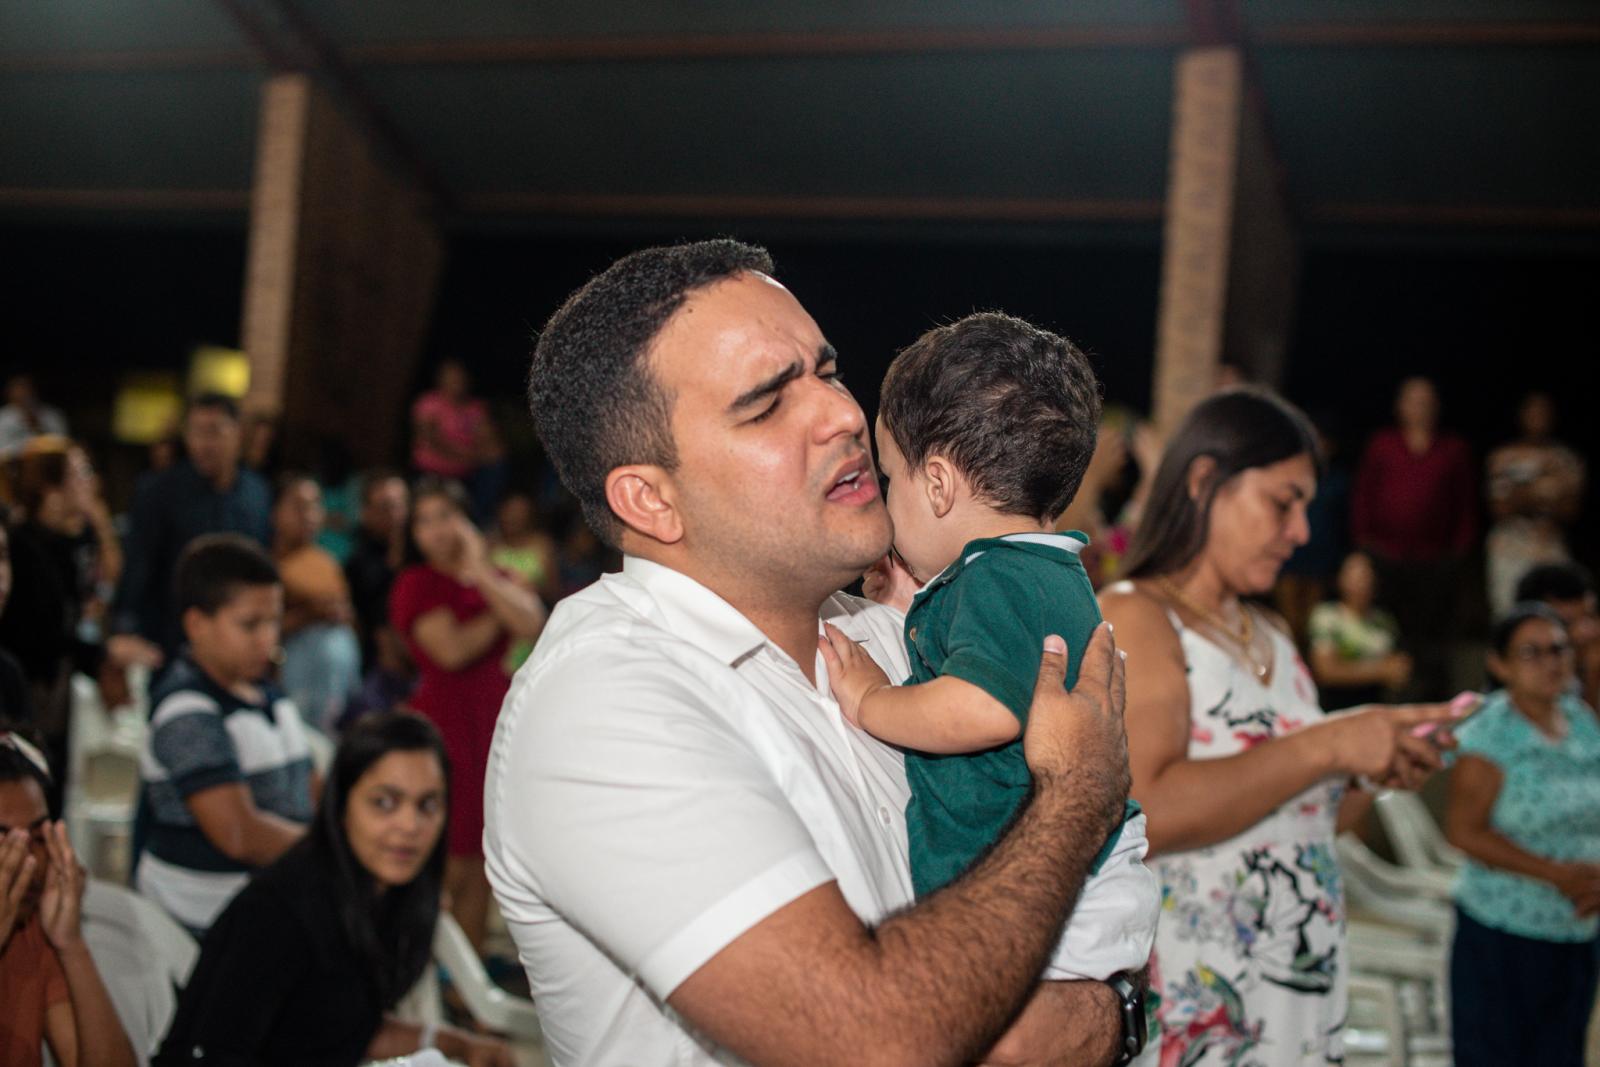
[1452, 690, 1600, 942]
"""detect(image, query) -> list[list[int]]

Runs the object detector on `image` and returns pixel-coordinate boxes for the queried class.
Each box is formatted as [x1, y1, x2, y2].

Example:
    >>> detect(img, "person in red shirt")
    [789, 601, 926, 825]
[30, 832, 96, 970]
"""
[1351, 377, 1478, 697]
[388, 479, 545, 952]
[0, 731, 135, 1067]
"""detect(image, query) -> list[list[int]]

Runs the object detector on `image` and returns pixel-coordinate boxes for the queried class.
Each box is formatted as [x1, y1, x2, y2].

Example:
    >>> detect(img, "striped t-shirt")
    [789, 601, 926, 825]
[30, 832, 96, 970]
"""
[136, 655, 314, 934]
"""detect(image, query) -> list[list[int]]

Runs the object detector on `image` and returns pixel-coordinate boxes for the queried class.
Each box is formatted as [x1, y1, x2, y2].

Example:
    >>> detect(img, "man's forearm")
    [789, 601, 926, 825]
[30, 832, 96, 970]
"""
[864, 773, 1123, 1066]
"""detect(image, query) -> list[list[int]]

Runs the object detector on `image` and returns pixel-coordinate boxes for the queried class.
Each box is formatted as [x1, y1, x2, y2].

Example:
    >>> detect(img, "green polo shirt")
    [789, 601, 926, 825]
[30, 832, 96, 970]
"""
[902, 531, 1135, 896]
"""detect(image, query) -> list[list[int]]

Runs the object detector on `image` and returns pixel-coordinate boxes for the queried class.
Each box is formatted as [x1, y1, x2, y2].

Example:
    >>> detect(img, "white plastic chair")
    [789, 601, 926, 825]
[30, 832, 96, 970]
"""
[79, 879, 200, 1065]
[1344, 971, 1407, 1067]
[1373, 791, 1464, 877]
[431, 912, 543, 1040]
[64, 669, 149, 882]
[1337, 833, 1455, 932]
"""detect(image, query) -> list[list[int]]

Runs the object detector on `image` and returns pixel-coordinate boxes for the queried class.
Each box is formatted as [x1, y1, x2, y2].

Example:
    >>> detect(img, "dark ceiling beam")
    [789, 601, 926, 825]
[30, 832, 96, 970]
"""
[211, 0, 453, 212]
[1310, 203, 1600, 228]
[1254, 21, 1600, 47]
[8, 20, 1598, 72]
[343, 25, 1190, 63]
[4, 187, 1597, 230]
[0, 47, 256, 72]
[0, 187, 251, 211]
[457, 191, 1164, 223]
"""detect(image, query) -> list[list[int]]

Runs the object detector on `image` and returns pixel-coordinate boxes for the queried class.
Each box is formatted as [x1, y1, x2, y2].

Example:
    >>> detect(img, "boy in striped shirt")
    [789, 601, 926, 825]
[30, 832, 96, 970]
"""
[136, 534, 314, 936]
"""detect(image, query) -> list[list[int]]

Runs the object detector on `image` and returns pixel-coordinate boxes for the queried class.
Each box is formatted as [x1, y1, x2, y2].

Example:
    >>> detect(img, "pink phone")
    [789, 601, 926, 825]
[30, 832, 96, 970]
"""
[1411, 691, 1483, 740]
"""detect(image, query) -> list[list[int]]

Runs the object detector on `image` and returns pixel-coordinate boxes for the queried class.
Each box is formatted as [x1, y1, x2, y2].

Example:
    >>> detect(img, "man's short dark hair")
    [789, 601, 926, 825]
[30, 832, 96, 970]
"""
[1515, 561, 1595, 605]
[188, 392, 240, 422]
[528, 239, 775, 547]
[175, 533, 279, 617]
[878, 312, 1102, 522]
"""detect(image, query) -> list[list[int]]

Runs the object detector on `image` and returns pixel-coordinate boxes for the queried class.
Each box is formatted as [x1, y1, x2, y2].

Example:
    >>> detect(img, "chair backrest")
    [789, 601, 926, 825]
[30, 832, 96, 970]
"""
[431, 912, 543, 1039]
[1336, 834, 1455, 937]
[80, 879, 199, 1063]
[1374, 791, 1463, 874]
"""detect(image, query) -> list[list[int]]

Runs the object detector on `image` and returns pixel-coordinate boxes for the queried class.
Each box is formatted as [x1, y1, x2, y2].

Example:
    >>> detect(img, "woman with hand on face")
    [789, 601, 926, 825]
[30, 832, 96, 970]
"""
[388, 479, 545, 952]
[0, 730, 136, 1067]
[1098, 388, 1463, 1067]
[1445, 603, 1600, 1067]
[155, 713, 515, 1067]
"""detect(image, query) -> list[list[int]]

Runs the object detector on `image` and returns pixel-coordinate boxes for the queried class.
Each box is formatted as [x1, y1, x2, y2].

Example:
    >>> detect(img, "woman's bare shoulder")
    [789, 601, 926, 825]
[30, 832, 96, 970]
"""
[1099, 580, 1182, 646]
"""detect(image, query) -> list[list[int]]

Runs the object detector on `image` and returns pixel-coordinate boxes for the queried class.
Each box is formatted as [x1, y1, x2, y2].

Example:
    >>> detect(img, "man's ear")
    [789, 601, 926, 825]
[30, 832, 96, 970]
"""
[923, 455, 961, 520]
[1186, 455, 1218, 504]
[605, 465, 684, 545]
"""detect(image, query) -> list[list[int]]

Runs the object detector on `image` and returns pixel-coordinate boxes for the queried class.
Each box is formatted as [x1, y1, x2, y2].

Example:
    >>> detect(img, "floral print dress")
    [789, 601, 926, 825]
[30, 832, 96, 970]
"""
[1150, 610, 1348, 1067]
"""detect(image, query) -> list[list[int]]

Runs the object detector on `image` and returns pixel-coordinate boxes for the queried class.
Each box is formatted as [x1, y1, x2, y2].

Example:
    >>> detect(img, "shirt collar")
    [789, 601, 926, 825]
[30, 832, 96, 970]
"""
[621, 556, 771, 666]
[911, 530, 1089, 605]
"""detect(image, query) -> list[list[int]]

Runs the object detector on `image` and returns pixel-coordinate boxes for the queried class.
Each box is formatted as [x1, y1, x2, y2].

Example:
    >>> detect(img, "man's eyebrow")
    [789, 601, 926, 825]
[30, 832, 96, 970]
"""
[728, 361, 803, 413]
[727, 343, 841, 414]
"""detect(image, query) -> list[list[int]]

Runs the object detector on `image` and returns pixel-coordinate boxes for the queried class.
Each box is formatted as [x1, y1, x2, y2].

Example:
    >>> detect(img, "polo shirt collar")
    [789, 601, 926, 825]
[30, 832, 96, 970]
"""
[622, 556, 771, 666]
[910, 529, 1088, 606]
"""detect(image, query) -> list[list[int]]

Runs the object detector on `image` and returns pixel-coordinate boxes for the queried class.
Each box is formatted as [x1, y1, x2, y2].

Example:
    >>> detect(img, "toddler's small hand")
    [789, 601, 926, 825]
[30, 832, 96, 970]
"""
[819, 622, 891, 730]
[862, 551, 922, 614]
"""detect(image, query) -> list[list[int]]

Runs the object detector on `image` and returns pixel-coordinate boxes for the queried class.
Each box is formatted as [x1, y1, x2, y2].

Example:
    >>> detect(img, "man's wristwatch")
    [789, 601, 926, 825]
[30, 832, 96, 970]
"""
[1105, 971, 1148, 1066]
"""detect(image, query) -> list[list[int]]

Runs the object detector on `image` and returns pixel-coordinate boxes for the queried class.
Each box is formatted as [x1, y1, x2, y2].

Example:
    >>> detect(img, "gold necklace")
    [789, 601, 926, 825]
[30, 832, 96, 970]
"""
[1157, 577, 1269, 679]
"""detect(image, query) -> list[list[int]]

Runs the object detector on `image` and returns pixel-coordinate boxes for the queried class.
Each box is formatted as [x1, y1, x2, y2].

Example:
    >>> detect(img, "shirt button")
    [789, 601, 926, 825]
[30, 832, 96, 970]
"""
[878, 806, 893, 827]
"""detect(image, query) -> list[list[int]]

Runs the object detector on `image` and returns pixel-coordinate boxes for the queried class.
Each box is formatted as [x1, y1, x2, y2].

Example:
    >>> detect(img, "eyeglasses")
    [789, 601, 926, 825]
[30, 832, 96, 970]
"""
[1510, 641, 1573, 663]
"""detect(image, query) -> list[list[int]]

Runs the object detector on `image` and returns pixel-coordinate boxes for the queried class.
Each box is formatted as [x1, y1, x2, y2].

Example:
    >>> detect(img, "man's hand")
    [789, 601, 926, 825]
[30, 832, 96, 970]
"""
[981, 981, 1123, 1067]
[819, 622, 893, 730]
[1023, 627, 1129, 838]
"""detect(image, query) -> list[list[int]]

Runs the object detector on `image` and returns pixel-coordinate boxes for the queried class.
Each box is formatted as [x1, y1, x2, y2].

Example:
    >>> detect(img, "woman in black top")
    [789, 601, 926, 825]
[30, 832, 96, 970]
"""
[154, 712, 514, 1066]
[0, 439, 161, 798]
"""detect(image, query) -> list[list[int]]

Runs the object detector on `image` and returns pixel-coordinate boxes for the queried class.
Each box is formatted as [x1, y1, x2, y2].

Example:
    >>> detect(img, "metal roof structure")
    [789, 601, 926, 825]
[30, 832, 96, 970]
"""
[3, 1, 1596, 246]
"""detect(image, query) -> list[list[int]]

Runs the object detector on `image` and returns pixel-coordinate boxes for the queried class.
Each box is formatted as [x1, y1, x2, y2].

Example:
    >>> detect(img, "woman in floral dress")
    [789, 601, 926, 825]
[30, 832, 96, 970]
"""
[1101, 389, 1459, 1067]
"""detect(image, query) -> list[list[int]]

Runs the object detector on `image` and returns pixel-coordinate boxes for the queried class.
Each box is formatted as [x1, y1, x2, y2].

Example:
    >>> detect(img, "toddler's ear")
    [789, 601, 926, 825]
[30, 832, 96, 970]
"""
[922, 455, 961, 519]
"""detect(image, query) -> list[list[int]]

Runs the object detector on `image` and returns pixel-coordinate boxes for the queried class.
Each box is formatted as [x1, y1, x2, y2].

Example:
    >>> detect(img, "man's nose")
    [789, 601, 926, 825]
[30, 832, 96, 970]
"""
[809, 376, 867, 443]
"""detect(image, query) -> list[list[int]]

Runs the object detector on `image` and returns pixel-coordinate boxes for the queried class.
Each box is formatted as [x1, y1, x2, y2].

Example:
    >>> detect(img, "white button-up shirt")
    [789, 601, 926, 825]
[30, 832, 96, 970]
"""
[484, 556, 915, 1066]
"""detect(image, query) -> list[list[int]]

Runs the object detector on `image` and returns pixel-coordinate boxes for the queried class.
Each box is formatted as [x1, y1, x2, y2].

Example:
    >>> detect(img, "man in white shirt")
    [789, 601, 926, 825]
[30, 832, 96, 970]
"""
[485, 240, 1136, 1066]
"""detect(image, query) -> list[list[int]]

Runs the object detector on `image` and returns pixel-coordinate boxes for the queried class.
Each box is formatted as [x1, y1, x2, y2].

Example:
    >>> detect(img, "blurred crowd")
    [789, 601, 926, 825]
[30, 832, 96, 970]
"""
[0, 352, 1594, 1066]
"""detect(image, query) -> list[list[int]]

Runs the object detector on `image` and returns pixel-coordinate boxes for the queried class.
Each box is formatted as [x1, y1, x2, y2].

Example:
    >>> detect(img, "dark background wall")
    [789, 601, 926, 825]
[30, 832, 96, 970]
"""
[5, 222, 1596, 571]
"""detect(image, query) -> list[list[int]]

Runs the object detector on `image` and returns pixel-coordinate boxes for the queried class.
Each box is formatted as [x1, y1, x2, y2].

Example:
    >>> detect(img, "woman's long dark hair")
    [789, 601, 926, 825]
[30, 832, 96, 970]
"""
[1124, 387, 1322, 580]
[304, 712, 451, 1007]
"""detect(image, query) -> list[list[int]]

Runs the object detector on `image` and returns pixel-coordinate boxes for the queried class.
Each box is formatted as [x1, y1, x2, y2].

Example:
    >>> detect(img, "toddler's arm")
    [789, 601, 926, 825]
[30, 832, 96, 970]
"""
[820, 623, 1020, 754]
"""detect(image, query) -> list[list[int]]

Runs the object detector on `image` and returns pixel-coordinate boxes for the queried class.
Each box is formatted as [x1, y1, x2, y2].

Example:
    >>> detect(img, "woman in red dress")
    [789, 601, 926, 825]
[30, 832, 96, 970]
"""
[389, 479, 545, 950]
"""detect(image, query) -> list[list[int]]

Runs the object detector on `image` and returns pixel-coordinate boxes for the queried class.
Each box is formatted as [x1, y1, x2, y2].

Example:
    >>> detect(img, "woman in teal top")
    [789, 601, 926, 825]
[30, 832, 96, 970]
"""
[1445, 602, 1600, 1067]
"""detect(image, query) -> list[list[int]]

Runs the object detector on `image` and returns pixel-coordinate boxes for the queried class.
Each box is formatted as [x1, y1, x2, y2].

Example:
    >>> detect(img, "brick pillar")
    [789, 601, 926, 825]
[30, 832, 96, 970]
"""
[239, 73, 443, 470]
[1152, 47, 1298, 434]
